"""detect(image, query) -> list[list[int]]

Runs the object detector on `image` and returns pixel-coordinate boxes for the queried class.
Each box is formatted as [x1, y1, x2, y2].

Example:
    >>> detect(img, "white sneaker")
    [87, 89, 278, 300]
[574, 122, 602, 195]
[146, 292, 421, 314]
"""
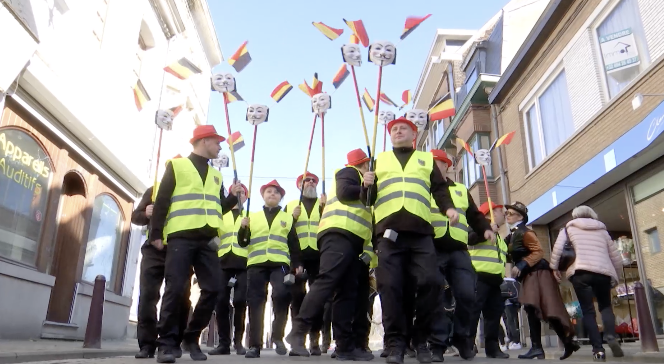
[500, 344, 508, 352]
[508, 342, 522, 350]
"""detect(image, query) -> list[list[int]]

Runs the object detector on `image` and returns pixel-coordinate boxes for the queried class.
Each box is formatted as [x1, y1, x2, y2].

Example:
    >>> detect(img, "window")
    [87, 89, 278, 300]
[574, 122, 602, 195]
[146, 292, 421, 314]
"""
[595, 0, 650, 99]
[465, 65, 478, 89]
[82, 194, 124, 289]
[646, 228, 661, 254]
[461, 133, 493, 188]
[0, 128, 53, 265]
[524, 70, 574, 169]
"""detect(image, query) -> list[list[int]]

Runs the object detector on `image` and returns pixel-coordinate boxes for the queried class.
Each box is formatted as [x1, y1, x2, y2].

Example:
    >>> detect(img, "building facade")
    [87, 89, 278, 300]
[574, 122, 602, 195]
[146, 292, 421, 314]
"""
[0, 0, 221, 340]
[490, 0, 664, 337]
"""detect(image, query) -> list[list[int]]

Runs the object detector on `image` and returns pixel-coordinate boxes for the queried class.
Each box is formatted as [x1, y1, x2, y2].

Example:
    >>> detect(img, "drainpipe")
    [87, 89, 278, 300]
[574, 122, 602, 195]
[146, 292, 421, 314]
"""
[491, 103, 509, 204]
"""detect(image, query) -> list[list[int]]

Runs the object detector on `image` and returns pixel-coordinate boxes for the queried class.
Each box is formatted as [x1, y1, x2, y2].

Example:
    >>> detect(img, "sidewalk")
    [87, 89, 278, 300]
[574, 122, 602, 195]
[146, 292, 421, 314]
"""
[512, 340, 664, 363]
[0, 339, 137, 364]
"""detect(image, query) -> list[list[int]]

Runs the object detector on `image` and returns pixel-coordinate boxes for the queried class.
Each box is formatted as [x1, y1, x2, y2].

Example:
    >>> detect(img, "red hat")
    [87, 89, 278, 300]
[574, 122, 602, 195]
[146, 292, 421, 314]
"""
[296, 172, 319, 188]
[165, 154, 182, 167]
[431, 149, 453, 167]
[478, 201, 504, 216]
[260, 179, 285, 197]
[346, 149, 370, 166]
[190, 125, 226, 144]
[229, 183, 248, 196]
[387, 117, 418, 135]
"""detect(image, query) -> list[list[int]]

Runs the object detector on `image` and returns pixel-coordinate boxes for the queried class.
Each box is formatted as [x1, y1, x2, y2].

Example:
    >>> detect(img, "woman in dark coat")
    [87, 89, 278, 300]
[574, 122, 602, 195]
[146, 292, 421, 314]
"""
[504, 202, 579, 360]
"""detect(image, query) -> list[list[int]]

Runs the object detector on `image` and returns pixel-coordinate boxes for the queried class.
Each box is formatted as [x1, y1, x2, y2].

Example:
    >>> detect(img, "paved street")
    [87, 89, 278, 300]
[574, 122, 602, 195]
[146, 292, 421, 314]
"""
[13, 349, 664, 364]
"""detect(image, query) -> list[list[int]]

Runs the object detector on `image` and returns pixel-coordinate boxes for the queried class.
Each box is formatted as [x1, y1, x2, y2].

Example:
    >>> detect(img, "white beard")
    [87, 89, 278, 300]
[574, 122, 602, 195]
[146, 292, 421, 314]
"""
[303, 186, 317, 199]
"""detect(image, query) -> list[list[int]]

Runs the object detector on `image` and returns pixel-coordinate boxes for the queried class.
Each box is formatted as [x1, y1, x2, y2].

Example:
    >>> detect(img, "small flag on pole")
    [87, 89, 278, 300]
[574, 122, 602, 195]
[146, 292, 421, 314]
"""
[271, 81, 293, 103]
[362, 88, 375, 112]
[225, 91, 244, 103]
[490, 131, 516, 151]
[312, 22, 344, 40]
[429, 93, 455, 121]
[400, 90, 412, 109]
[379, 92, 399, 107]
[164, 58, 202, 80]
[332, 64, 350, 89]
[343, 19, 370, 47]
[299, 73, 323, 97]
[229, 41, 252, 72]
[133, 79, 151, 111]
[350, 34, 360, 44]
[457, 137, 474, 156]
[401, 14, 432, 40]
[169, 105, 183, 117]
[228, 131, 245, 152]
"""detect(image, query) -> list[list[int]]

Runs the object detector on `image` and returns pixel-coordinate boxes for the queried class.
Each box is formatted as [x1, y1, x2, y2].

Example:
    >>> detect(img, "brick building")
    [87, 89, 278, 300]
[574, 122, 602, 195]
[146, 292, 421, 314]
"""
[490, 0, 664, 337]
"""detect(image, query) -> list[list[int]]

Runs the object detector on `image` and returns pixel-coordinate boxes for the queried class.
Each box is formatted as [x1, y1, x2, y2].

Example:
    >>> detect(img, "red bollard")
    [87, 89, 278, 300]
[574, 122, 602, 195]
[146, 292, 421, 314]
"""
[633, 281, 660, 352]
[83, 275, 106, 349]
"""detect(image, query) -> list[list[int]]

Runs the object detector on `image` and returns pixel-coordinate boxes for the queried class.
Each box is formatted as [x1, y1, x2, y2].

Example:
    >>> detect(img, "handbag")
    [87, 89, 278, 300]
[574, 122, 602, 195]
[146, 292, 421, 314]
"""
[500, 278, 520, 299]
[558, 227, 576, 271]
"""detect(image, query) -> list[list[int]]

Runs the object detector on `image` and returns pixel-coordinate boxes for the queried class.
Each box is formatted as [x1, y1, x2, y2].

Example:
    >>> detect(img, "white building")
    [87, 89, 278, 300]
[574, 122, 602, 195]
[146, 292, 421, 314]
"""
[0, 0, 221, 340]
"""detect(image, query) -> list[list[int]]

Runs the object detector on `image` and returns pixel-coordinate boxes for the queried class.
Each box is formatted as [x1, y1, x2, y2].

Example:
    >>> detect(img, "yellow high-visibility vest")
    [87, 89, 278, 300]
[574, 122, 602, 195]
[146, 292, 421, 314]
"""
[218, 211, 247, 258]
[287, 199, 320, 251]
[163, 159, 224, 243]
[247, 209, 293, 266]
[374, 151, 433, 223]
[469, 234, 508, 277]
[318, 166, 373, 241]
[362, 240, 378, 269]
[430, 182, 470, 243]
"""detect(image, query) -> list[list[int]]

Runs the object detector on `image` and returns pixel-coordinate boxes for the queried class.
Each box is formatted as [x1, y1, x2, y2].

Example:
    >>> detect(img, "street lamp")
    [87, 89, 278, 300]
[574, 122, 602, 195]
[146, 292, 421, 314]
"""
[632, 93, 664, 110]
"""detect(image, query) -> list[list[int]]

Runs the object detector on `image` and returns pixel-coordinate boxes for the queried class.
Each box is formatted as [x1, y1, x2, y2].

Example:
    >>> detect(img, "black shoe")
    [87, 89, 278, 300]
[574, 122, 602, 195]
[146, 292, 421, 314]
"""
[380, 349, 389, 358]
[135, 347, 155, 359]
[607, 339, 624, 358]
[415, 344, 432, 363]
[311, 342, 322, 356]
[593, 351, 606, 362]
[234, 343, 247, 355]
[274, 339, 288, 355]
[485, 342, 509, 359]
[406, 346, 416, 358]
[156, 347, 176, 363]
[518, 345, 545, 359]
[431, 347, 444, 362]
[245, 347, 260, 358]
[182, 342, 207, 361]
[173, 347, 182, 359]
[208, 344, 230, 355]
[285, 332, 309, 357]
[560, 340, 580, 360]
[331, 350, 337, 359]
[336, 348, 375, 361]
[386, 348, 405, 364]
[452, 338, 475, 360]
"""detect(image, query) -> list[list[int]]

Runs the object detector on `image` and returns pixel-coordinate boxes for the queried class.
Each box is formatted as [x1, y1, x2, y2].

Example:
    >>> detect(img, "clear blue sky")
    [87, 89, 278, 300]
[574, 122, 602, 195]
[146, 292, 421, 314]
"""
[207, 0, 509, 210]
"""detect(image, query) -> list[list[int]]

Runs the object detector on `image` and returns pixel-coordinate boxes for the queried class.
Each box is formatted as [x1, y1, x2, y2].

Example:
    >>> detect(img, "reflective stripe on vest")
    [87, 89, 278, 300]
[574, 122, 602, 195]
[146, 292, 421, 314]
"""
[287, 199, 320, 251]
[469, 235, 508, 277]
[163, 159, 224, 242]
[362, 240, 378, 269]
[318, 167, 373, 241]
[447, 183, 470, 243]
[218, 211, 247, 258]
[247, 210, 293, 266]
[374, 151, 433, 223]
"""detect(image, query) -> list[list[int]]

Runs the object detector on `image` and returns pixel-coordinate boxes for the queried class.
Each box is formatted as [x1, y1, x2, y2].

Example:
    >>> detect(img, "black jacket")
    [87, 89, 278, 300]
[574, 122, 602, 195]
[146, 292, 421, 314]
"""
[317, 167, 368, 245]
[238, 205, 301, 269]
[220, 209, 247, 270]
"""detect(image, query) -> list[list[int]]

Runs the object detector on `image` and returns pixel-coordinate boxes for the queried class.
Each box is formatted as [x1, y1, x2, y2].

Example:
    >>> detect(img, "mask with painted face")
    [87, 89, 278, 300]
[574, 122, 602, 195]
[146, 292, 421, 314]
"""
[341, 43, 362, 67]
[155, 109, 174, 130]
[311, 93, 331, 116]
[211, 73, 236, 93]
[378, 110, 396, 125]
[368, 41, 396, 66]
[246, 104, 269, 125]
[212, 154, 230, 169]
[405, 109, 428, 131]
[474, 149, 491, 166]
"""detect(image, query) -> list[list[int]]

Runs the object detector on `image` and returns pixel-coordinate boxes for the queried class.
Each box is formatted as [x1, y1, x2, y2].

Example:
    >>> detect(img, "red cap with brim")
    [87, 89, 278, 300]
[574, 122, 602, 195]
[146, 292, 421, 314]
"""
[387, 117, 418, 135]
[229, 183, 249, 196]
[431, 149, 453, 167]
[190, 125, 226, 144]
[296, 172, 319, 188]
[479, 201, 504, 216]
[346, 148, 370, 167]
[260, 180, 285, 197]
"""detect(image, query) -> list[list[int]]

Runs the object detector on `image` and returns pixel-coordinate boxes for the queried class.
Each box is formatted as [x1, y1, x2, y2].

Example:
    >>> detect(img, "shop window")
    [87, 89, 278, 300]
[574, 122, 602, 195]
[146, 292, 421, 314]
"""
[595, 0, 650, 99]
[461, 133, 493, 189]
[0, 128, 53, 266]
[646, 228, 661, 254]
[82, 194, 124, 290]
[524, 70, 574, 169]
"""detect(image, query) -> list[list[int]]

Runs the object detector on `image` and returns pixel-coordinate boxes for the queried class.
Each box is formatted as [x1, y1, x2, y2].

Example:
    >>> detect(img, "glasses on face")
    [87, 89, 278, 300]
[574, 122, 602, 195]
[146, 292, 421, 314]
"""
[504, 211, 519, 217]
[303, 178, 316, 183]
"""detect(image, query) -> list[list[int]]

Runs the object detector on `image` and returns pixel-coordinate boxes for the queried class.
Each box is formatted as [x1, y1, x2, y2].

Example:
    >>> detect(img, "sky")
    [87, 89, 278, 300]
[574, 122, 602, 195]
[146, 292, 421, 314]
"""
[207, 0, 510, 211]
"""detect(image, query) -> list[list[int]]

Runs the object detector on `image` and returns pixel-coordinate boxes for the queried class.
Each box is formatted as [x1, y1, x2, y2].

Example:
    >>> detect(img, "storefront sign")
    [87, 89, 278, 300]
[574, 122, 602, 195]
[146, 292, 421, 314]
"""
[599, 28, 640, 74]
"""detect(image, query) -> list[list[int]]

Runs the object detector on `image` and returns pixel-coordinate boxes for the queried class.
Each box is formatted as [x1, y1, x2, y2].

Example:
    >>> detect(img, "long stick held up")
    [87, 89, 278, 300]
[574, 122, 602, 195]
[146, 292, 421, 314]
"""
[223, 92, 242, 213]
[321, 112, 326, 195]
[367, 65, 384, 207]
[481, 165, 495, 225]
[151, 129, 165, 202]
[299, 113, 319, 203]
[350, 65, 372, 159]
[245, 125, 258, 216]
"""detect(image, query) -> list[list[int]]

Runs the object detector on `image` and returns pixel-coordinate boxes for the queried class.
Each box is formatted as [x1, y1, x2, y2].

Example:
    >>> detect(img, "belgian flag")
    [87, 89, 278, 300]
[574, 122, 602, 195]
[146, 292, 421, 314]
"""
[271, 81, 293, 103]
[429, 93, 455, 121]
[164, 58, 202, 80]
[400, 15, 432, 40]
[227, 131, 245, 152]
[312, 22, 344, 40]
[133, 79, 150, 111]
[229, 41, 252, 72]
[362, 88, 375, 112]
[332, 64, 349, 89]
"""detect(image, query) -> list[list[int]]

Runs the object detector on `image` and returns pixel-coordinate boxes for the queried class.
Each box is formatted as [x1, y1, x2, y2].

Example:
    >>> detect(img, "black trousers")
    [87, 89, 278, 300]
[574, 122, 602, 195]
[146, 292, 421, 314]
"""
[468, 279, 505, 348]
[137, 244, 192, 350]
[570, 270, 616, 352]
[290, 258, 323, 336]
[354, 261, 371, 349]
[293, 232, 362, 352]
[157, 238, 221, 348]
[322, 299, 333, 347]
[214, 266, 247, 348]
[504, 303, 521, 344]
[376, 233, 440, 350]
[428, 249, 477, 348]
[246, 265, 291, 348]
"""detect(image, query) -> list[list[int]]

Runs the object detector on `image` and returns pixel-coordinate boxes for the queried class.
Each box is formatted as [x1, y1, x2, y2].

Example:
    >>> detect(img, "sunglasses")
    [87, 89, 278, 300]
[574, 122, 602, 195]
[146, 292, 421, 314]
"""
[303, 178, 316, 183]
[504, 211, 520, 217]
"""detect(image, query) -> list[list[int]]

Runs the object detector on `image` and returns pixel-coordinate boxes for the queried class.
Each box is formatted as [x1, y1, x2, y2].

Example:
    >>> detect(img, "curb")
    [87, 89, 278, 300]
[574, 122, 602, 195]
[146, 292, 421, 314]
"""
[0, 350, 136, 364]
